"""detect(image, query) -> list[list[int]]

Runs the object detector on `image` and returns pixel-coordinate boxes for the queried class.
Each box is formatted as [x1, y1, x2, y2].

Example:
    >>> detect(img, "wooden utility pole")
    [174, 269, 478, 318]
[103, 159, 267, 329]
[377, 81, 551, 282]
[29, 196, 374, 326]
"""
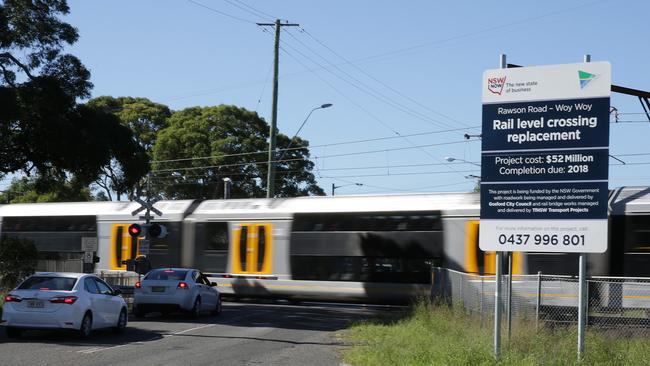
[257, 19, 299, 198]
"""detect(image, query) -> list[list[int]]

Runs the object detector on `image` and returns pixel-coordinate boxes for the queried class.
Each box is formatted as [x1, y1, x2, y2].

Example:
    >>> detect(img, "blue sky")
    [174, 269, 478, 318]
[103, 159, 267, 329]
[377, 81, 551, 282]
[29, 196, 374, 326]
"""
[11, 0, 650, 196]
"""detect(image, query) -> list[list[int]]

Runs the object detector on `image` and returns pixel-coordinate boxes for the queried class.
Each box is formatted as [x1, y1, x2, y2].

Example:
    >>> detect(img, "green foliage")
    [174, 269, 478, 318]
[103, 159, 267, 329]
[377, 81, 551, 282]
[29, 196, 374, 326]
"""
[88, 96, 171, 153]
[0, 236, 37, 291]
[343, 300, 650, 366]
[0, 176, 98, 203]
[87, 96, 169, 199]
[152, 105, 324, 199]
[0, 1, 147, 190]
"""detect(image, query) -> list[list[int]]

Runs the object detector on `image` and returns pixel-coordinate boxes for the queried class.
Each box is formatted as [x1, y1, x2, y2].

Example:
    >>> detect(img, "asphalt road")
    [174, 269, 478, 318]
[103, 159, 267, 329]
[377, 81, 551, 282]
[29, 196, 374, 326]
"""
[0, 301, 392, 366]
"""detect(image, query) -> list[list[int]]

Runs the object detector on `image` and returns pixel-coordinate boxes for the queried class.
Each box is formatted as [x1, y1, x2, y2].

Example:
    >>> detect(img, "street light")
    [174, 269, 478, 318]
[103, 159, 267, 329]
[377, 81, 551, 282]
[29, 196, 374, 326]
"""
[223, 177, 232, 199]
[267, 103, 333, 198]
[332, 182, 363, 196]
[444, 156, 481, 167]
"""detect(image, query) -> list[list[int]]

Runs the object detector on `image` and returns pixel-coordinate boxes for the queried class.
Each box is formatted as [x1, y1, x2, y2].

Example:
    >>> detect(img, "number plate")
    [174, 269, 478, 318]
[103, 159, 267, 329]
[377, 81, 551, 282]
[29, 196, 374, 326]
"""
[151, 286, 165, 292]
[27, 300, 44, 308]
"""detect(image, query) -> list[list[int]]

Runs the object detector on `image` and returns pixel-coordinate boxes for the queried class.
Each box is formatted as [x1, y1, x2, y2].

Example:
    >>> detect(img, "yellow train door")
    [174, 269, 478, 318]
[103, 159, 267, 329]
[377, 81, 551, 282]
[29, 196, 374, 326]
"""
[232, 223, 273, 275]
[111, 224, 141, 270]
[465, 220, 522, 275]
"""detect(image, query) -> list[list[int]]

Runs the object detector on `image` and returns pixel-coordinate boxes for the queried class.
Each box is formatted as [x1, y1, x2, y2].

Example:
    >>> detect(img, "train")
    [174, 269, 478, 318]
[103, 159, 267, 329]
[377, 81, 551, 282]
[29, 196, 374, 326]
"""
[0, 186, 648, 303]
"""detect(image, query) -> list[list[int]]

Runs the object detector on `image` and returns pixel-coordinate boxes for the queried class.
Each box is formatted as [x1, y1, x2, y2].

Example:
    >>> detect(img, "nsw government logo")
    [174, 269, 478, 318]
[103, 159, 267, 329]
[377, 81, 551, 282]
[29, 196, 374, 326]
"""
[487, 76, 506, 95]
[578, 70, 597, 89]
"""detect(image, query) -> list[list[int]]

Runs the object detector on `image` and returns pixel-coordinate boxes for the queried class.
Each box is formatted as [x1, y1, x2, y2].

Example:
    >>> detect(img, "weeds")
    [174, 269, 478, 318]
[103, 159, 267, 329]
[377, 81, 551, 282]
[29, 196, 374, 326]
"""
[342, 299, 650, 366]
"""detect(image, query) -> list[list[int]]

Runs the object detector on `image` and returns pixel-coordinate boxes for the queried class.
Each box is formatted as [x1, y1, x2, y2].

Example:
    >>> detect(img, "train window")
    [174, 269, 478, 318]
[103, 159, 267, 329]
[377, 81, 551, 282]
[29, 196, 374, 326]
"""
[194, 222, 229, 273]
[292, 211, 442, 233]
[258, 226, 266, 272]
[290, 255, 432, 283]
[624, 215, 650, 253]
[2, 216, 96, 232]
[204, 222, 229, 251]
[115, 226, 124, 267]
[239, 226, 248, 271]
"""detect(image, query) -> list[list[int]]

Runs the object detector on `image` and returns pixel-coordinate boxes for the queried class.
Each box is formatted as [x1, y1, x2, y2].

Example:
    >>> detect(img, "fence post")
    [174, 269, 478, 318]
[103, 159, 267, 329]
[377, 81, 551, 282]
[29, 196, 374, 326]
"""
[507, 254, 513, 342]
[478, 276, 483, 328]
[536, 271, 542, 330]
[459, 273, 463, 307]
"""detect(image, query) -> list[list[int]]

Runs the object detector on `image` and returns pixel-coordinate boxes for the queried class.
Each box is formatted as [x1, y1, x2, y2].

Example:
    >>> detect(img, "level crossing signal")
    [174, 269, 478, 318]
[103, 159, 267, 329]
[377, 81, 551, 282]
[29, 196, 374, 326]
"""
[127, 223, 167, 238]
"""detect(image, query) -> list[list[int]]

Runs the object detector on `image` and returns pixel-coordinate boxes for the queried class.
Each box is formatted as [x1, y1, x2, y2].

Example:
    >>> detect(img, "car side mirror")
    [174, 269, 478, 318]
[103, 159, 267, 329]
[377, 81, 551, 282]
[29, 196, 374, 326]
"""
[113, 288, 122, 296]
[210, 282, 218, 287]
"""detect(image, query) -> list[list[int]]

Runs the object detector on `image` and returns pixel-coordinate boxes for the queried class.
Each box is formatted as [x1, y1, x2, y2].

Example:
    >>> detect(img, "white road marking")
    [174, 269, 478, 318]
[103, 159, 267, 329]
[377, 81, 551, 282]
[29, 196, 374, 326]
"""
[76, 313, 257, 355]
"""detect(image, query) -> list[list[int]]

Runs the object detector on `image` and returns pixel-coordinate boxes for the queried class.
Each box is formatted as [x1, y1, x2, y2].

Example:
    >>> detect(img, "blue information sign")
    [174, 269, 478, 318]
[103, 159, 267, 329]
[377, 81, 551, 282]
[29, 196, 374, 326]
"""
[480, 62, 611, 253]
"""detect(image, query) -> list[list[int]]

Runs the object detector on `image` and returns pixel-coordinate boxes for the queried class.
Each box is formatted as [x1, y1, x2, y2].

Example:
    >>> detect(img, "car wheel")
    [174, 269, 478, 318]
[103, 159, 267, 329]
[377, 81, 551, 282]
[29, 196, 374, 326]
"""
[190, 297, 201, 318]
[211, 296, 222, 316]
[113, 309, 127, 333]
[79, 312, 92, 339]
[5, 327, 22, 338]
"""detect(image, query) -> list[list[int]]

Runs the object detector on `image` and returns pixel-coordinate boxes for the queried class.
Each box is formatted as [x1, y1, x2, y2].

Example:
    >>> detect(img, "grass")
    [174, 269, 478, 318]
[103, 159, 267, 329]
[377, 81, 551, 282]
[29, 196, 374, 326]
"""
[341, 299, 650, 366]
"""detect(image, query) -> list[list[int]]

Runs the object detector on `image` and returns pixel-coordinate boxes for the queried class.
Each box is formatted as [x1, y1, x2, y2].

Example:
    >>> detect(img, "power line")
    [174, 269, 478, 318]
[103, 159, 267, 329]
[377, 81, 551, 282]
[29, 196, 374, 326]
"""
[152, 139, 472, 173]
[282, 29, 463, 131]
[150, 157, 650, 175]
[186, 0, 257, 24]
[298, 27, 477, 130]
[276, 44, 468, 179]
[218, 0, 272, 21]
[227, 0, 276, 20]
[151, 126, 478, 165]
[342, 0, 609, 65]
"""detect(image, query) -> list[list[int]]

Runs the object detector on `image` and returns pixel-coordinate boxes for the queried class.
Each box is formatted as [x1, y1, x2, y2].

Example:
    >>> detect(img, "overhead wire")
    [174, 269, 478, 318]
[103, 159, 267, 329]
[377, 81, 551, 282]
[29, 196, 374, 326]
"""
[276, 42, 468, 179]
[151, 139, 473, 173]
[152, 126, 478, 165]
[281, 29, 464, 131]
[340, 0, 609, 65]
[149, 158, 650, 175]
[186, 0, 258, 24]
[297, 27, 478, 131]
[219, 0, 275, 21]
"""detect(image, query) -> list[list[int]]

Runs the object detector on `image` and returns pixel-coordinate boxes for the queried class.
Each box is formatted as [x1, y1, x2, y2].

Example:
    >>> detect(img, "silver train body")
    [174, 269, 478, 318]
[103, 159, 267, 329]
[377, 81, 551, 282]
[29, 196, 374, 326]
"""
[0, 187, 649, 303]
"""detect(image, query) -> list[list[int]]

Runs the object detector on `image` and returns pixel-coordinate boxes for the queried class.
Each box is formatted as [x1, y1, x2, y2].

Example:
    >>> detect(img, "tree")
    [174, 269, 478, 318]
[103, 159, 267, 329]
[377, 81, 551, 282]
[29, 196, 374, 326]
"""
[152, 105, 324, 199]
[87, 96, 170, 200]
[0, 0, 147, 192]
[0, 176, 103, 203]
[0, 236, 38, 291]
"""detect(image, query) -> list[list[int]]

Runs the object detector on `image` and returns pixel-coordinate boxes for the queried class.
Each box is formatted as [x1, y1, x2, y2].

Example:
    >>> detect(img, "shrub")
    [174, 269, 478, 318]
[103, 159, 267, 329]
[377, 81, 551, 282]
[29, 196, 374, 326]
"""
[0, 236, 38, 291]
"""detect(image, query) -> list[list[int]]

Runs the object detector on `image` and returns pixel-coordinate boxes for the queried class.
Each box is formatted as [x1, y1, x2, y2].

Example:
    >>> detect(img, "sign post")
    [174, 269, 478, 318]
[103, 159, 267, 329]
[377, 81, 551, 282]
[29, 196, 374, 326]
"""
[480, 57, 611, 359]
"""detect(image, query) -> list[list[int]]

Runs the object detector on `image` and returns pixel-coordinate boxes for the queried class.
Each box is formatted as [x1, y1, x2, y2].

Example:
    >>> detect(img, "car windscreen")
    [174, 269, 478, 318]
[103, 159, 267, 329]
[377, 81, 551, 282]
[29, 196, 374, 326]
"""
[18, 276, 77, 291]
[144, 269, 189, 281]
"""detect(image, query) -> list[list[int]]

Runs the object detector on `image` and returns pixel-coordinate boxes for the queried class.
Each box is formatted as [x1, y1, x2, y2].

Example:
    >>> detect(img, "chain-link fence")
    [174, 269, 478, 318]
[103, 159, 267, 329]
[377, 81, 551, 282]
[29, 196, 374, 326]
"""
[432, 267, 650, 337]
[98, 271, 139, 310]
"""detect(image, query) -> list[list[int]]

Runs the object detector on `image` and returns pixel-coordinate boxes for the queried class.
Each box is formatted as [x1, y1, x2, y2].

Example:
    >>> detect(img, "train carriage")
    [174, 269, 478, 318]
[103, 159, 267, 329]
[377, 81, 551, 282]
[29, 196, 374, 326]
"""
[0, 187, 649, 303]
[0, 200, 195, 273]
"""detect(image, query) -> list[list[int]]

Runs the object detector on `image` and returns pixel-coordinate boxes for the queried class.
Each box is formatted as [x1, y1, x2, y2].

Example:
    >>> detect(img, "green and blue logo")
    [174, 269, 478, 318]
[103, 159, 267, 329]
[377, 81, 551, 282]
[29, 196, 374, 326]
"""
[578, 70, 597, 89]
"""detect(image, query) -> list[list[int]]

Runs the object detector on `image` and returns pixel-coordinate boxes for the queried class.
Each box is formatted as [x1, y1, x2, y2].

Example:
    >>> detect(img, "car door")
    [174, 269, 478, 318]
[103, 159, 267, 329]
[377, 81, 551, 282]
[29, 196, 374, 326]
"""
[93, 278, 120, 326]
[199, 272, 218, 308]
[83, 277, 106, 328]
[192, 271, 213, 310]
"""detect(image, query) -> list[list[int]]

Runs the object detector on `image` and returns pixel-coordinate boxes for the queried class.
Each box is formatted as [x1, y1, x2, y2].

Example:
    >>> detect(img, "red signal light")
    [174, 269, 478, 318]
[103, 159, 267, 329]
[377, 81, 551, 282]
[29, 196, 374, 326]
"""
[134, 281, 141, 289]
[177, 282, 189, 289]
[128, 224, 142, 237]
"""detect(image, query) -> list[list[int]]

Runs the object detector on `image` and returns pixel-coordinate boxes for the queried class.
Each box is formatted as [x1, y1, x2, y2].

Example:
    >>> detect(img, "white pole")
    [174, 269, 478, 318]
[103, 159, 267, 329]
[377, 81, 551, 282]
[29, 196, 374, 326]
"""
[577, 54, 591, 360]
[494, 53, 507, 359]
[507, 252, 513, 342]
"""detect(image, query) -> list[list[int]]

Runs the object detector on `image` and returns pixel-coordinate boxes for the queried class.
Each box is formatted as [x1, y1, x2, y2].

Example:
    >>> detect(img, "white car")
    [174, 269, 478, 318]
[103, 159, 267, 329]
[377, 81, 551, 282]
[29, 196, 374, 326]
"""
[133, 268, 221, 318]
[1, 272, 128, 338]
